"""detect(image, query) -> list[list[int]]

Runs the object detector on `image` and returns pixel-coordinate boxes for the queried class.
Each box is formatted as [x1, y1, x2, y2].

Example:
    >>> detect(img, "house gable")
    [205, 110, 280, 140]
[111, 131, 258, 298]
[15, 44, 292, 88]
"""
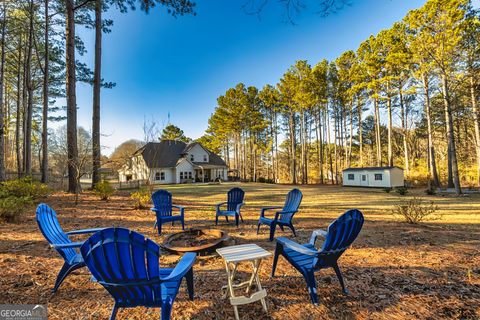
[186, 143, 209, 163]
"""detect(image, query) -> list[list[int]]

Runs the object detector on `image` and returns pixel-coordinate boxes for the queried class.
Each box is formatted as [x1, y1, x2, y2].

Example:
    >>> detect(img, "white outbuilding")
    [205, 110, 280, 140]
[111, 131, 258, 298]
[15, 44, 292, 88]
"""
[342, 166, 404, 188]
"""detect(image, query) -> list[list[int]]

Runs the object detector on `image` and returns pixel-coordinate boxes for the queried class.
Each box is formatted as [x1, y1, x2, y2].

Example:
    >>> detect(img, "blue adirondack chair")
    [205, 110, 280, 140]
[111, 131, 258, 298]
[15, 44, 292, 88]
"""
[151, 189, 185, 235]
[257, 188, 303, 241]
[271, 209, 364, 305]
[80, 228, 196, 320]
[215, 187, 245, 227]
[35, 203, 105, 293]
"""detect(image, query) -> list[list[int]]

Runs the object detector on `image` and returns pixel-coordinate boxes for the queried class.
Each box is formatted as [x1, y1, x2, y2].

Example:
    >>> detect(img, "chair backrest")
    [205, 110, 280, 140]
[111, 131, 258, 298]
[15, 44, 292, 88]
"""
[151, 189, 173, 217]
[227, 187, 245, 211]
[320, 209, 364, 259]
[80, 228, 162, 305]
[283, 188, 303, 212]
[36, 203, 76, 263]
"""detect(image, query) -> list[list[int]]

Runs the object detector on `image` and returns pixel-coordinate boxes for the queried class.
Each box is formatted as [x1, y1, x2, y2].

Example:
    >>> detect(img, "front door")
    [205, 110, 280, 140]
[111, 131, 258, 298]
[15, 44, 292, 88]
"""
[360, 174, 368, 186]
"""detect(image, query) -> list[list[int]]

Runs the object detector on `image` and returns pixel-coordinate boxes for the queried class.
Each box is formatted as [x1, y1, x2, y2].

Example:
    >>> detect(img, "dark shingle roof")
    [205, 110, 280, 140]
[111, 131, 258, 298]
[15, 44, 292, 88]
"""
[136, 141, 187, 168]
[343, 166, 403, 172]
[134, 140, 227, 168]
[206, 152, 227, 166]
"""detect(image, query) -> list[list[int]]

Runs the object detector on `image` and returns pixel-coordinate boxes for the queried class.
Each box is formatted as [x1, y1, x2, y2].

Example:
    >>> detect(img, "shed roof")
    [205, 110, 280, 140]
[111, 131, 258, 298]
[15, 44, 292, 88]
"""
[343, 166, 403, 172]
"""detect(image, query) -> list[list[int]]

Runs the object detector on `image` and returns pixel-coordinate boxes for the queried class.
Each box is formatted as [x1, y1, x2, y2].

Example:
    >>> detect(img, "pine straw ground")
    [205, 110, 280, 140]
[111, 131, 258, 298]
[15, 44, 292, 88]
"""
[1, 183, 479, 320]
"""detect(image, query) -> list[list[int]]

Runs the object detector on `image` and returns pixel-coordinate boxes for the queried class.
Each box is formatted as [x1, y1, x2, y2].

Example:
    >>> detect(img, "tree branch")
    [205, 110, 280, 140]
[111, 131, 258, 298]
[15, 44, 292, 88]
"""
[74, 0, 95, 11]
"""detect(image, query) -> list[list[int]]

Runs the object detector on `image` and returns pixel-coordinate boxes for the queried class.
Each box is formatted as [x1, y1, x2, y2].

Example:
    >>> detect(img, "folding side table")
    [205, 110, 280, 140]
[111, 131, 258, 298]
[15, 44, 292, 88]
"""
[216, 243, 271, 320]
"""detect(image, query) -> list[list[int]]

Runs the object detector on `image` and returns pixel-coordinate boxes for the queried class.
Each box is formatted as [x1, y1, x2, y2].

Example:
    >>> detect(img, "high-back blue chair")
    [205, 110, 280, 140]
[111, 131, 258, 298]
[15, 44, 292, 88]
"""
[80, 228, 196, 320]
[271, 209, 364, 305]
[35, 203, 104, 293]
[215, 187, 245, 227]
[257, 188, 303, 241]
[151, 189, 185, 235]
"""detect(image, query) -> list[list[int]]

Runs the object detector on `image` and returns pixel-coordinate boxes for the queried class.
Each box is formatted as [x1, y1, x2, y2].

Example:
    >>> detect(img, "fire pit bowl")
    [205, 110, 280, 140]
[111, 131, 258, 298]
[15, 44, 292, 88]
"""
[161, 228, 230, 255]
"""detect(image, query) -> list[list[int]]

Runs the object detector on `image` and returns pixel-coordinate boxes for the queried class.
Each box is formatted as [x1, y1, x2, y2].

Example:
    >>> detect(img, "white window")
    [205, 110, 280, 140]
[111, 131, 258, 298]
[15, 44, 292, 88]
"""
[160, 172, 165, 180]
[348, 174, 354, 180]
[362, 175, 366, 181]
[155, 172, 161, 181]
[203, 155, 207, 162]
[188, 172, 192, 179]
[375, 174, 383, 181]
[180, 172, 184, 179]
[190, 154, 194, 161]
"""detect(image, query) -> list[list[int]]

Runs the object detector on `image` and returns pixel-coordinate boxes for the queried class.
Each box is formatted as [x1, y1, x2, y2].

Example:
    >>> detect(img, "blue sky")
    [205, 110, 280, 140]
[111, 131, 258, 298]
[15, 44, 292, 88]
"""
[71, 0, 428, 155]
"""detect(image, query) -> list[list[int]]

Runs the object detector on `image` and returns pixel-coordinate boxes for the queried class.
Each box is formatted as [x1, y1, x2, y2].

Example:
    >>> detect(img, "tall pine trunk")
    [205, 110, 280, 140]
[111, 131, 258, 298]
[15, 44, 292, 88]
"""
[422, 74, 439, 188]
[442, 75, 461, 195]
[399, 90, 409, 175]
[333, 110, 338, 184]
[348, 103, 353, 167]
[0, 0, 6, 181]
[387, 87, 393, 167]
[315, 107, 323, 183]
[326, 110, 334, 184]
[374, 97, 382, 166]
[470, 75, 480, 187]
[24, 0, 34, 175]
[358, 97, 363, 167]
[92, 0, 102, 188]
[274, 112, 279, 182]
[41, 0, 49, 183]
[66, 0, 79, 193]
[269, 111, 274, 181]
[300, 110, 307, 184]
[15, 36, 22, 177]
[289, 111, 297, 184]
[22, 41, 27, 174]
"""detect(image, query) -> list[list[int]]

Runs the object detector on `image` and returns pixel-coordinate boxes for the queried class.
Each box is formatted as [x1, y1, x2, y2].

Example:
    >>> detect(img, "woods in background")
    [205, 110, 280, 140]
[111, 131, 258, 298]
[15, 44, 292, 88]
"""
[0, 0, 195, 191]
[0, 0, 478, 196]
[202, 0, 480, 194]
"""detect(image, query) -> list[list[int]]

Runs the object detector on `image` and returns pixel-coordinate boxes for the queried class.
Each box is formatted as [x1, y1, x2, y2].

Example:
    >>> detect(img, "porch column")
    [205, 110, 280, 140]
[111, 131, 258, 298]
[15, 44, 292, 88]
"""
[199, 165, 204, 183]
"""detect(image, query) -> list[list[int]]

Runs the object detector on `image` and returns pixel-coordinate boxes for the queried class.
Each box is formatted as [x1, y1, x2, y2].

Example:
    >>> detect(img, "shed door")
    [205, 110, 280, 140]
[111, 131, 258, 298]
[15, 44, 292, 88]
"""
[360, 173, 368, 186]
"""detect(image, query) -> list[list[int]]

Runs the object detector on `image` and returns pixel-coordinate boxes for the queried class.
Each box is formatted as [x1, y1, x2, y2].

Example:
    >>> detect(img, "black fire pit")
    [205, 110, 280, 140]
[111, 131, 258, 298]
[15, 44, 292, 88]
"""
[161, 228, 231, 255]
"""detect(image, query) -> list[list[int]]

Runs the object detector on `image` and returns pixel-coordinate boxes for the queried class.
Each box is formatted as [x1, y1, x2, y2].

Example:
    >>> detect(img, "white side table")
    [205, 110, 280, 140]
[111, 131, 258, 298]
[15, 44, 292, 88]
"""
[216, 243, 271, 320]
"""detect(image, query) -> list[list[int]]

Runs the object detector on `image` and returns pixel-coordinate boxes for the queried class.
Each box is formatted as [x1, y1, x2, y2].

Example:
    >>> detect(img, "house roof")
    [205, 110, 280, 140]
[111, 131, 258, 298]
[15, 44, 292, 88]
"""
[343, 166, 403, 172]
[134, 140, 227, 168]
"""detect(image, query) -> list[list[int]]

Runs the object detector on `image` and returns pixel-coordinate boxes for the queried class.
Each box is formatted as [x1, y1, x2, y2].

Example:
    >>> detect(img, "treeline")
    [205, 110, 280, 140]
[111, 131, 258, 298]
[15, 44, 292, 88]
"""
[201, 0, 480, 194]
[0, 0, 195, 191]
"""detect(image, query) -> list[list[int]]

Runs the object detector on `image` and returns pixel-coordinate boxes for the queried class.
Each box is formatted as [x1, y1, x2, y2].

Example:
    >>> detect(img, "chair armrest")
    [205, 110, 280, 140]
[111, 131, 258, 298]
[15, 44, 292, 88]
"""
[150, 207, 158, 212]
[66, 228, 105, 235]
[51, 242, 84, 249]
[236, 202, 245, 212]
[309, 229, 327, 245]
[161, 252, 197, 282]
[216, 202, 228, 208]
[274, 210, 296, 220]
[172, 205, 185, 215]
[260, 206, 283, 217]
[276, 237, 317, 256]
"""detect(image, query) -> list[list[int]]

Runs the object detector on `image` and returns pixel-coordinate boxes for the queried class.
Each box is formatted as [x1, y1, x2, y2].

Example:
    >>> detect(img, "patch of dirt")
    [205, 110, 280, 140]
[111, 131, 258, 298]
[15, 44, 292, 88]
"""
[0, 184, 479, 320]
